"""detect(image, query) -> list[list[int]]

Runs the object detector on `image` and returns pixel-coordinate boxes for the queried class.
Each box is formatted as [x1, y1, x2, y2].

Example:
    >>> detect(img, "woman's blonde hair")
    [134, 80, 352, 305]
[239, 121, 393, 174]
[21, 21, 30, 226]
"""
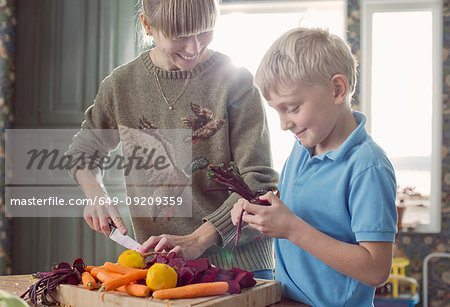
[255, 27, 358, 102]
[140, 0, 218, 39]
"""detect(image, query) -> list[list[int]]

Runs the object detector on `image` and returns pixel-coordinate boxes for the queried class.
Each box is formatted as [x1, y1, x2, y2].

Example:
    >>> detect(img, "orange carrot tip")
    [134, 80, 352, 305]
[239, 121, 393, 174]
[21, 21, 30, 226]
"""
[82, 271, 97, 290]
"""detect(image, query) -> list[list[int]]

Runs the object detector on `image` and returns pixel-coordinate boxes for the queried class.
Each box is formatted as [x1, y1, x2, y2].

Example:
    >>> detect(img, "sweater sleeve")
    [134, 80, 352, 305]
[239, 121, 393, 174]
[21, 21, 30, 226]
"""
[65, 77, 121, 183]
[203, 69, 279, 248]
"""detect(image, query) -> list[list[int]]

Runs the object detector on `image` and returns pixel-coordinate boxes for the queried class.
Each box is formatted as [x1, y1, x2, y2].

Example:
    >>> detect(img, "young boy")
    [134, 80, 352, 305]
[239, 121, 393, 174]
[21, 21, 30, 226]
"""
[231, 28, 397, 306]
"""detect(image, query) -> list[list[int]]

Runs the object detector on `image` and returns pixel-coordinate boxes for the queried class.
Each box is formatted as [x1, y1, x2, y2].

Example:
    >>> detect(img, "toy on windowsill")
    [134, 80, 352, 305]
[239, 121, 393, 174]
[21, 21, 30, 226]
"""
[375, 257, 419, 307]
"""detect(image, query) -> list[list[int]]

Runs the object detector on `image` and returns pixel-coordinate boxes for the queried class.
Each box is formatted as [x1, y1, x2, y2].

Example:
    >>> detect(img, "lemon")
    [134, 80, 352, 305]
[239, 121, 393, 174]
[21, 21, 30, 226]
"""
[146, 263, 178, 291]
[117, 250, 146, 269]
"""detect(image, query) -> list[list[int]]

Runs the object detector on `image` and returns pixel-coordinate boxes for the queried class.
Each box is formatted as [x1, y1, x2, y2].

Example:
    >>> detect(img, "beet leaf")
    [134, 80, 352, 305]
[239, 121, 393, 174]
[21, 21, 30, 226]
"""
[21, 259, 84, 306]
[206, 161, 270, 248]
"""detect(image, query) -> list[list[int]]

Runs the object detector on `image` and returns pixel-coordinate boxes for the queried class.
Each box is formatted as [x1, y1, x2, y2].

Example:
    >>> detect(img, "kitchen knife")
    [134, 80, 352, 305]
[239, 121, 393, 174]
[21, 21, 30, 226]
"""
[109, 223, 142, 252]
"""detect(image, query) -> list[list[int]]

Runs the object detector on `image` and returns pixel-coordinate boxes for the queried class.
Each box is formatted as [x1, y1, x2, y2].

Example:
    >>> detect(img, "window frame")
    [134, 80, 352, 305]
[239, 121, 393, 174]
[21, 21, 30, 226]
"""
[360, 0, 443, 233]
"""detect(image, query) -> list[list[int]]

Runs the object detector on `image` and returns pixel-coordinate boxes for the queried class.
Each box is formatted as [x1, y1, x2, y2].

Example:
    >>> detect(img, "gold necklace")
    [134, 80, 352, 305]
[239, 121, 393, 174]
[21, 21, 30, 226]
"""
[150, 51, 190, 110]
[153, 69, 190, 110]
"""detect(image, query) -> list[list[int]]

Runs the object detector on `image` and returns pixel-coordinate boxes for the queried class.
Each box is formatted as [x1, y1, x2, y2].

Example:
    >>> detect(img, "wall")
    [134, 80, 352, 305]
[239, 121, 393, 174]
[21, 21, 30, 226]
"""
[0, 0, 15, 275]
[347, 0, 450, 305]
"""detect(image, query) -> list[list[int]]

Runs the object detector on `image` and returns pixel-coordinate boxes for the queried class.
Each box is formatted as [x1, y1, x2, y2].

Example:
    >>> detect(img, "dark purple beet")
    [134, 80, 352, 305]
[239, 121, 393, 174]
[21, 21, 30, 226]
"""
[177, 266, 197, 286]
[53, 262, 71, 271]
[199, 269, 217, 282]
[188, 271, 202, 284]
[72, 257, 86, 273]
[231, 267, 256, 288]
[227, 280, 242, 294]
[168, 257, 187, 269]
[155, 254, 168, 264]
[216, 273, 232, 281]
[166, 251, 176, 262]
[185, 258, 210, 272]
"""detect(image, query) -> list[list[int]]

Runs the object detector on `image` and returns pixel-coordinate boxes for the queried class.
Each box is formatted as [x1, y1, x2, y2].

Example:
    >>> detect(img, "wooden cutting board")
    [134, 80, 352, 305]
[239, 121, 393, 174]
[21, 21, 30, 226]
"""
[55, 279, 281, 307]
[0, 275, 281, 307]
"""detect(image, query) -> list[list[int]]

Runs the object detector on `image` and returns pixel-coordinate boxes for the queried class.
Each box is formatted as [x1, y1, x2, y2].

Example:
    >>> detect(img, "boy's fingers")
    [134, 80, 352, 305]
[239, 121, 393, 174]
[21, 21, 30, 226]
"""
[241, 211, 258, 225]
[258, 191, 275, 203]
[242, 201, 263, 214]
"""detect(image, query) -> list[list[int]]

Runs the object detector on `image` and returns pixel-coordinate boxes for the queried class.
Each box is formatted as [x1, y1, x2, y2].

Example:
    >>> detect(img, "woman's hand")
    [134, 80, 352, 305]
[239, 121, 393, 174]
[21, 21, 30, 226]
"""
[140, 233, 205, 259]
[76, 168, 128, 236]
[240, 191, 298, 239]
[140, 222, 220, 259]
[83, 198, 127, 236]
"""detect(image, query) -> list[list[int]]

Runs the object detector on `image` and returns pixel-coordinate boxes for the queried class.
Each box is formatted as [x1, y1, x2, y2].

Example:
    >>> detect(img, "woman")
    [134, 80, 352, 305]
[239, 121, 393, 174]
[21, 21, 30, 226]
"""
[66, 0, 278, 279]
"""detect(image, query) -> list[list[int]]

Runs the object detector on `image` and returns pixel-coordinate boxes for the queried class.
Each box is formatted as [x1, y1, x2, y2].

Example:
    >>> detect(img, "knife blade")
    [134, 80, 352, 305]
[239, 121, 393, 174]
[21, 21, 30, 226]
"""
[109, 223, 142, 252]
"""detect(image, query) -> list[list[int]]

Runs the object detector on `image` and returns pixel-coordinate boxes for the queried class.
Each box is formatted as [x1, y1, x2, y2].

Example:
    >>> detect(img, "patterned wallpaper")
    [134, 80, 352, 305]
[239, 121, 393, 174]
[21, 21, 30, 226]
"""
[347, 0, 450, 306]
[0, 0, 15, 275]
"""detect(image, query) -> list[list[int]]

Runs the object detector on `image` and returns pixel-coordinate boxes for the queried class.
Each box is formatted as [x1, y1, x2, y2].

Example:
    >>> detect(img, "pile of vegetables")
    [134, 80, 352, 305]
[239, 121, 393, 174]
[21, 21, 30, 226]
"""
[20, 252, 257, 304]
[207, 161, 270, 247]
[148, 252, 256, 294]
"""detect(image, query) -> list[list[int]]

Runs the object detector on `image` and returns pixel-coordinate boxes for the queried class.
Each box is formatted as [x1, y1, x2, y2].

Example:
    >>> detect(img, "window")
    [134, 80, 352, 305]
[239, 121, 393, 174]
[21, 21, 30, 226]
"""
[361, 0, 442, 232]
[209, 1, 345, 173]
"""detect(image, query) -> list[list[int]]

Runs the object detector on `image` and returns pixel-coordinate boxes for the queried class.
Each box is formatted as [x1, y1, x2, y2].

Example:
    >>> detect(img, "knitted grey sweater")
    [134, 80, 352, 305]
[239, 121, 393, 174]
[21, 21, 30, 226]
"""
[67, 50, 278, 272]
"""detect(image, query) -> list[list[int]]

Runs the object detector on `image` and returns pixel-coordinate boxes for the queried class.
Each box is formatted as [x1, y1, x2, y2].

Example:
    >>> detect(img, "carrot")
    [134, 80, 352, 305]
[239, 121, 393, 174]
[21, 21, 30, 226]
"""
[98, 269, 148, 292]
[96, 271, 123, 283]
[152, 282, 229, 300]
[116, 284, 151, 297]
[103, 262, 142, 275]
[90, 267, 117, 279]
[81, 271, 97, 290]
[85, 265, 97, 272]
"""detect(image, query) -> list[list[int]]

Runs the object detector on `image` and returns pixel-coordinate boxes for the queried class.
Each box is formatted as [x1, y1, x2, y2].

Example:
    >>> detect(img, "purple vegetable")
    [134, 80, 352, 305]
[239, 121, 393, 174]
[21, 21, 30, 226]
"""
[166, 251, 176, 262]
[177, 266, 201, 286]
[206, 161, 270, 248]
[227, 280, 242, 294]
[168, 257, 187, 269]
[231, 267, 257, 289]
[216, 273, 232, 281]
[72, 257, 86, 273]
[21, 260, 84, 305]
[199, 269, 217, 282]
[154, 254, 169, 264]
[185, 258, 209, 272]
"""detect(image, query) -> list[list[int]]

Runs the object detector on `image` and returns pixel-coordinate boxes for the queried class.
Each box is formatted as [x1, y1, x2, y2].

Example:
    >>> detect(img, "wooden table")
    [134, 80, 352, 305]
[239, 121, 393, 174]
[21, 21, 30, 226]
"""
[0, 275, 307, 306]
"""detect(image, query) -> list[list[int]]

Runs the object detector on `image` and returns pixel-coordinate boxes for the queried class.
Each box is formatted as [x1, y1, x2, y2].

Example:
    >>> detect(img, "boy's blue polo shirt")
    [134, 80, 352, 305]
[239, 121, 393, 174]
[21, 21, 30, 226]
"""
[275, 111, 397, 306]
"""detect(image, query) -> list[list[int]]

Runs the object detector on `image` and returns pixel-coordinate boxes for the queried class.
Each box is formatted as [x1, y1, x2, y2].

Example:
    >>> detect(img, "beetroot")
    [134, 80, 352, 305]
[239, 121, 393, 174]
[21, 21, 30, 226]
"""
[231, 268, 257, 289]
[186, 258, 209, 272]
[21, 259, 85, 305]
[227, 280, 242, 294]
[199, 269, 217, 282]
[177, 266, 196, 286]
[72, 257, 86, 273]
[168, 257, 187, 269]
[206, 161, 270, 248]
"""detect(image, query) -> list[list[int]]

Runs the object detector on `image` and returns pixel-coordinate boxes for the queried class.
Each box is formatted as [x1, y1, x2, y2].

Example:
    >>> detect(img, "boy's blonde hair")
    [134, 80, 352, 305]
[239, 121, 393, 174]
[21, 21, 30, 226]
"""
[255, 27, 358, 102]
[141, 0, 218, 39]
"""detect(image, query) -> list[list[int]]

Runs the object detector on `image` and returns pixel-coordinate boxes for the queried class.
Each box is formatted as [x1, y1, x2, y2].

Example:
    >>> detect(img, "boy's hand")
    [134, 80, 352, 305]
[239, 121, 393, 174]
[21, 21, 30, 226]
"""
[241, 191, 298, 239]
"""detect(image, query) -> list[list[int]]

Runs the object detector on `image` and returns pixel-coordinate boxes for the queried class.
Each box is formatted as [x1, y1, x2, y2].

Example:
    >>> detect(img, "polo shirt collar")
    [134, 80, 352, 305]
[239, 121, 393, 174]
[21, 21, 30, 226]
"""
[302, 111, 368, 161]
